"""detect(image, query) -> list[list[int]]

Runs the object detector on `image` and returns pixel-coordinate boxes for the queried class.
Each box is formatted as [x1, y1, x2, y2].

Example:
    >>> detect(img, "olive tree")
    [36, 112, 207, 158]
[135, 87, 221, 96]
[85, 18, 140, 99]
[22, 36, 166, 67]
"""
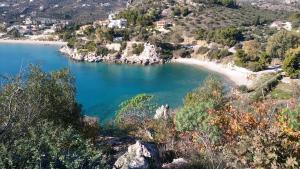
[266, 31, 300, 59]
[283, 47, 300, 78]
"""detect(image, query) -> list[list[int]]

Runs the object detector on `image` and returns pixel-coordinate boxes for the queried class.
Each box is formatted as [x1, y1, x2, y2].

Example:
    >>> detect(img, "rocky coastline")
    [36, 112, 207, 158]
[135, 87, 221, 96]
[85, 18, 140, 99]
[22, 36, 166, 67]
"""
[59, 43, 166, 65]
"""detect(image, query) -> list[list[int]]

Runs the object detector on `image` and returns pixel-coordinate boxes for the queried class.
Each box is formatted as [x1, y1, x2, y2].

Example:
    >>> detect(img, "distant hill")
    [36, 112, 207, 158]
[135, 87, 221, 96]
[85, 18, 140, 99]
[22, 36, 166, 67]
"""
[0, 0, 128, 24]
[237, 0, 300, 11]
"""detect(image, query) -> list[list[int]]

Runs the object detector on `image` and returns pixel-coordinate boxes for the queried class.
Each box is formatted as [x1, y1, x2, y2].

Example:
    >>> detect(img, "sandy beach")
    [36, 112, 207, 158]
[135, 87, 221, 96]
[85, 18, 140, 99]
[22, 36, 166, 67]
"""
[0, 39, 67, 46]
[173, 58, 255, 87]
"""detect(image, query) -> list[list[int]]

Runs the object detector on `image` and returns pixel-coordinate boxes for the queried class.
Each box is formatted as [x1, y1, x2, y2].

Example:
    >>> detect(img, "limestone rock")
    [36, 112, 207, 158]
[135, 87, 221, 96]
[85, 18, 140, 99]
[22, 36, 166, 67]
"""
[154, 104, 170, 120]
[113, 140, 160, 169]
[162, 158, 189, 169]
[60, 43, 165, 65]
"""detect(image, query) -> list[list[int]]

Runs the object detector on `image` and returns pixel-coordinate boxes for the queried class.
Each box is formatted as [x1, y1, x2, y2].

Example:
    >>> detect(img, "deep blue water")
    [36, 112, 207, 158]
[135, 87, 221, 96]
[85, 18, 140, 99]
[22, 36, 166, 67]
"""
[0, 44, 215, 122]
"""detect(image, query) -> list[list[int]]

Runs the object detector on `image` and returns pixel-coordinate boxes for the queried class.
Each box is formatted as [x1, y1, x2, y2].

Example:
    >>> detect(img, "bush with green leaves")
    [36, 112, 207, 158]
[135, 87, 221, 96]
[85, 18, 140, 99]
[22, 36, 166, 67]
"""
[96, 46, 110, 56]
[184, 77, 224, 108]
[117, 8, 160, 27]
[283, 47, 300, 78]
[0, 121, 106, 169]
[132, 43, 145, 55]
[266, 30, 300, 59]
[175, 102, 214, 131]
[175, 77, 224, 139]
[172, 7, 182, 16]
[0, 67, 106, 168]
[280, 105, 300, 131]
[115, 94, 157, 129]
[200, 27, 243, 46]
[251, 74, 282, 101]
[0, 66, 82, 140]
[235, 49, 267, 71]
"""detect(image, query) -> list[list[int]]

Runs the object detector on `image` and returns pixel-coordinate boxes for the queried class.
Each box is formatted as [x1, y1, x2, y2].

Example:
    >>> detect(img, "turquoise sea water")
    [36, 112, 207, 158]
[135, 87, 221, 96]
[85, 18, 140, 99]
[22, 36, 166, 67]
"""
[0, 44, 215, 122]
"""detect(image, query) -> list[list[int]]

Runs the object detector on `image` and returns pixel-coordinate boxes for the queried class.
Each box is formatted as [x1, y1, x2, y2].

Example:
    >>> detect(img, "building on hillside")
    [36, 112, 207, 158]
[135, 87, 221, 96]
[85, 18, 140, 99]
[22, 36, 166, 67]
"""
[24, 17, 33, 25]
[108, 19, 127, 29]
[155, 20, 173, 29]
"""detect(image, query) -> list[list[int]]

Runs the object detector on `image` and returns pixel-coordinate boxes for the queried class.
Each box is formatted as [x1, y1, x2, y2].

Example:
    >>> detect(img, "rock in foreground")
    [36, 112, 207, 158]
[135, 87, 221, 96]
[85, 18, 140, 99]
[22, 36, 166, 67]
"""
[113, 140, 161, 169]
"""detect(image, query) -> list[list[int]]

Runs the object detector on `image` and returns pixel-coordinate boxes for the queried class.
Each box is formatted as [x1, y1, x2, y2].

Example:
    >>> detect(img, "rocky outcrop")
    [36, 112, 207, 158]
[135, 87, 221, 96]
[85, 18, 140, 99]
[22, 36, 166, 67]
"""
[59, 43, 165, 65]
[121, 43, 163, 65]
[162, 158, 189, 169]
[113, 140, 161, 169]
[154, 104, 170, 120]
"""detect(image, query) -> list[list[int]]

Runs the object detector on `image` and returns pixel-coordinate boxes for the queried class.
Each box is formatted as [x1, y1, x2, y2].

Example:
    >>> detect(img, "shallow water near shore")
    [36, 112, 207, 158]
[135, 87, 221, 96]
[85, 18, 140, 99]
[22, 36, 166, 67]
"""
[0, 43, 218, 122]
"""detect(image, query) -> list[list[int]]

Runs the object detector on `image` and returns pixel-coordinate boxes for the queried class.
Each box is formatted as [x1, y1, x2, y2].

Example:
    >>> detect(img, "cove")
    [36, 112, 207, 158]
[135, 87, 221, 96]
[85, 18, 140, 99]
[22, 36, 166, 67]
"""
[0, 43, 216, 122]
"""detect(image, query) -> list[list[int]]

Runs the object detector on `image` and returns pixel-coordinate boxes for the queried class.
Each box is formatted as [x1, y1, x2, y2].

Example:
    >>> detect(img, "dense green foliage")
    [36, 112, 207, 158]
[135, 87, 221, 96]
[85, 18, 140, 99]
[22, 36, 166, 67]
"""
[235, 48, 267, 72]
[115, 94, 157, 128]
[289, 12, 300, 28]
[283, 47, 300, 78]
[0, 121, 105, 168]
[266, 30, 300, 59]
[0, 67, 106, 168]
[197, 27, 243, 46]
[183, 77, 224, 108]
[175, 77, 224, 140]
[118, 8, 160, 27]
[132, 43, 145, 55]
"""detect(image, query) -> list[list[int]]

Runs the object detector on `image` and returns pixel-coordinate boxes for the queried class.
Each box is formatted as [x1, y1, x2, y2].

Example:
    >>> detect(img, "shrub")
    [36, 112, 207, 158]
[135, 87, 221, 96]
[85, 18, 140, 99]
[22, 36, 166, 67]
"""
[234, 49, 248, 67]
[0, 121, 106, 169]
[289, 12, 300, 28]
[251, 74, 282, 101]
[67, 37, 76, 48]
[182, 7, 190, 17]
[248, 62, 264, 72]
[280, 105, 300, 131]
[222, 127, 300, 169]
[207, 27, 244, 46]
[132, 43, 145, 55]
[173, 7, 182, 16]
[283, 47, 300, 78]
[0, 66, 82, 140]
[184, 77, 224, 109]
[175, 102, 216, 133]
[96, 46, 109, 56]
[197, 46, 210, 54]
[266, 30, 300, 59]
[243, 40, 260, 57]
[196, 28, 206, 40]
[115, 94, 157, 129]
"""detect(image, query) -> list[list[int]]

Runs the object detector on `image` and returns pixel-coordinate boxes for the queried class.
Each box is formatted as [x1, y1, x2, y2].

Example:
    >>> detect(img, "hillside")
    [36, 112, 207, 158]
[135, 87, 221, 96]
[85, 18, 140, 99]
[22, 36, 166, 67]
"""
[0, 0, 128, 24]
[237, 0, 300, 11]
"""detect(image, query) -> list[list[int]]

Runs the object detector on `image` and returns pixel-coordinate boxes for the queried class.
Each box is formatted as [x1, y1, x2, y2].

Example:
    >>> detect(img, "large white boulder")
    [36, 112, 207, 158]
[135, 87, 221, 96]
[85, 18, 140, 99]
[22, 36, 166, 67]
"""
[113, 140, 160, 169]
[154, 105, 170, 120]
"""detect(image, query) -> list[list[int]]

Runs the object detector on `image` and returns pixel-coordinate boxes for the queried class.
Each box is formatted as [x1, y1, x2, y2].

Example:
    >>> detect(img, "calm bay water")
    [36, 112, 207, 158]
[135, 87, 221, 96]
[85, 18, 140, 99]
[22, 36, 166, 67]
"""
[0, 44, 215, 122]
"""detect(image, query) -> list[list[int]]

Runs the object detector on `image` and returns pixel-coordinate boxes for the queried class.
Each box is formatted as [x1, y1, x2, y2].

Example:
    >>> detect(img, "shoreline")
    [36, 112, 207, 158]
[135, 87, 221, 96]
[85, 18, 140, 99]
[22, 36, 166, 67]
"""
[172, 58, 255, 87]
[0, 39, 67, 46]
[0, 39, 255, 87]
